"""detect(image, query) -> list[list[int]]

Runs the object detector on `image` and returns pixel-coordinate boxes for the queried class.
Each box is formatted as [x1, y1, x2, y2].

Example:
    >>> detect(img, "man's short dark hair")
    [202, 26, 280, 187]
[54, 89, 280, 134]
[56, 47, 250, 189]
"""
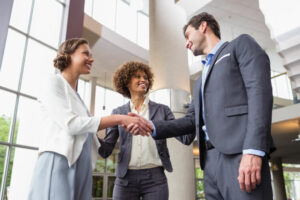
[183, 12, 221, 39]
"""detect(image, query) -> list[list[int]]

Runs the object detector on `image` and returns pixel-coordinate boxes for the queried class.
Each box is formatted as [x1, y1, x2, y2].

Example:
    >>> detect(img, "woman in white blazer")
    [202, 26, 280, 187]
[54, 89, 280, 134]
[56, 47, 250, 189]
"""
[28, 38, 152, 200]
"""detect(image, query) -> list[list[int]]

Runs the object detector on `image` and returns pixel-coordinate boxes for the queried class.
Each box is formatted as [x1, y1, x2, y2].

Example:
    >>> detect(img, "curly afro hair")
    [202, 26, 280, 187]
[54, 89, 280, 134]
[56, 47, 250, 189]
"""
[113, 61, 154, 98]
[53, 38, 88, 72]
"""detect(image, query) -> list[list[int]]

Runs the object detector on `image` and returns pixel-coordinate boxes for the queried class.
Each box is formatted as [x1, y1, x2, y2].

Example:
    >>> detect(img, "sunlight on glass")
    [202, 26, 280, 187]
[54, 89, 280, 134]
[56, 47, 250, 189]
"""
[6, 147, 38, 200]
[9, 0, 32, 33]
[259, 0, 300, 37]
[104, 89, 125, 116]
[30, 0, 63, 48]
[116, 0, 137, 43]
[93, 0, 117, 31]
[0, 29, 26, 90]
[149, 89, 170, 107]
[95, 86, 105, 117]
[271, 71, 293, 100]
[14, 97, 40, 146]
[271, 74, 278, 97]
[0, 145, 8, 196]
[84, 0, 93, 16]
[95, 87, 126, 117]
[78, 79, 91, 110]
[21, 39, 56, 97]
[0, 90, 16, 142]
[137, 12, 149, 49]
[277, 75, 292, 99]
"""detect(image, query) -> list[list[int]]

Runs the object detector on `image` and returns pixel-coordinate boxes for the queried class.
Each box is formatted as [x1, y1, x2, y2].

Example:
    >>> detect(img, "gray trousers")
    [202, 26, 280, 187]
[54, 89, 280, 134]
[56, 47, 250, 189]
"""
[113, 167, 168, 200]
[203, 148, 273, 200]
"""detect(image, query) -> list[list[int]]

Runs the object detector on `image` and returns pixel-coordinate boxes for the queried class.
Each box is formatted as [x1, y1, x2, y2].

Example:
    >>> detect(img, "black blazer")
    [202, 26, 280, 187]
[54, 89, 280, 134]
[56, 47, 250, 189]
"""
[153, 34, 276, 169]
[98, 100, 195, 178]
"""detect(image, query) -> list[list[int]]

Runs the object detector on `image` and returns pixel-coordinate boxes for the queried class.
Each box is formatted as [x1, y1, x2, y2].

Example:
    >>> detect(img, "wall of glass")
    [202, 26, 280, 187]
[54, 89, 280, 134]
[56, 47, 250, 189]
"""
[84, 0, 149, 49]
[271, 70, 293, 100]
[0, 0, 66, 199]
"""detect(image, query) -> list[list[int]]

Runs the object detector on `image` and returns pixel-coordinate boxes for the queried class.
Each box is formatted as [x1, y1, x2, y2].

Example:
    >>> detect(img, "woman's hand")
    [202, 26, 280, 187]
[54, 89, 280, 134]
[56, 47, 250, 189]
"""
[121, 113, 153, 136]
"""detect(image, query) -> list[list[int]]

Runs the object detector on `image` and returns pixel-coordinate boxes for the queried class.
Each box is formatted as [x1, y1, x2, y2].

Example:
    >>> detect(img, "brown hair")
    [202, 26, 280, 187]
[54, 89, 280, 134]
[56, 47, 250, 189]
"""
[183, 12, 221, 39]
[113, 61, 154, 98]
[53, 38, 89, 72]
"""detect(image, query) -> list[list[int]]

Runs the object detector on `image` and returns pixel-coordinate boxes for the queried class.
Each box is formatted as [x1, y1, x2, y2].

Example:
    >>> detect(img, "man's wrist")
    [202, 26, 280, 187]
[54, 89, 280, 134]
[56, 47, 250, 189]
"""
[243, 149, 265, 157]
[150, 121, 156, 137]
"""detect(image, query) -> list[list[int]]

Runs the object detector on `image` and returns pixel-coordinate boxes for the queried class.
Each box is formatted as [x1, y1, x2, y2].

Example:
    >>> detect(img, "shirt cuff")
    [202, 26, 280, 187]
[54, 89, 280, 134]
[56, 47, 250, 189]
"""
[150, 121, 156, 138]
[243, 149, 265, 157]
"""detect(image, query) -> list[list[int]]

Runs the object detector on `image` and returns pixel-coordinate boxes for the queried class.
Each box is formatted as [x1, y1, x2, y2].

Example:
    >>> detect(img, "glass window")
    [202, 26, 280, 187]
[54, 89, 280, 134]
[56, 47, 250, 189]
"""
[116, 0, 137, 43]
[106, 150, 118, 174]
[20, 39, 56, 97]
[9, 0, 32, 33]
[93, 0, 117, 31]
[29, 0, 63, 48]
[77, 79, 91, 110]
[0, 29, 26, 90]
[0, 145, 8, 194]
[137, 12, 149, 49]
[271, 78, 278, 97]
[84, 0, 93, 16]
[6, 147, 38, 200]
[194, 157, 205, 200]
[94, 157, 106, 173]
[276, 74, 291, 99]
[149, 89, 171, 107]
[107, 176, 116, 198]
[104, 89, 125, 116]
[0, 90, 16, 142]
[14, 97, 39, 147]
[92, 176, 103, 198]
[95, 85, 105, 117]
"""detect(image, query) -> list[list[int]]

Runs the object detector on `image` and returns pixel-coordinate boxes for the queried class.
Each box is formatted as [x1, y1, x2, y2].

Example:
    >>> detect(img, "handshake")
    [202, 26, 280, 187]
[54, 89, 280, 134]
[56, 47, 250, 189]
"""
[121, 113, 154, 136]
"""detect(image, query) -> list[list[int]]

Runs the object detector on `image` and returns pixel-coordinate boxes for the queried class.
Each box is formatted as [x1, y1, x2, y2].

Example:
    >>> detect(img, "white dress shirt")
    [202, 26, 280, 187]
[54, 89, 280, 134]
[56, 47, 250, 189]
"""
[128, 96, 163, 169]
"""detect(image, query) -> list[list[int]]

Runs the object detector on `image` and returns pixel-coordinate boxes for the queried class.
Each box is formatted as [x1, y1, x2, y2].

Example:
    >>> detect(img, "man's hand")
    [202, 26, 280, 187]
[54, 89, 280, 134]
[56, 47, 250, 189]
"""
[124, 112, 153, 136]
[238, 154, 262, 193]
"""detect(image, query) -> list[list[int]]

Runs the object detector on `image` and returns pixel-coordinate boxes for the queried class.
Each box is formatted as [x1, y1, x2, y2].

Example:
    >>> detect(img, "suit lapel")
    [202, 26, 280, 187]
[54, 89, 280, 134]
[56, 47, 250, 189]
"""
[203, 42, 229, 91]
[120, 102, 132, 141]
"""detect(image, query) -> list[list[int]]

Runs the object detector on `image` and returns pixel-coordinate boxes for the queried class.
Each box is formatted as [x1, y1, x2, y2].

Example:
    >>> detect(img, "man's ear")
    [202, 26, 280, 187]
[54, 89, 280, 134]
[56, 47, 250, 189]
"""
[200, 21, 207, 33]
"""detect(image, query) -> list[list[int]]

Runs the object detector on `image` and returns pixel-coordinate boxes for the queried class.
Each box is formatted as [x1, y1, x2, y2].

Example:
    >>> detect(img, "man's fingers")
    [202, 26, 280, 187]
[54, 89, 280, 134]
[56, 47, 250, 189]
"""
[238, 171, 245, 191]
[126, 123, 134, 131]
[251, 170, 257, 190]
[244, 169, 252, 193]
[256, 168, 261, 185]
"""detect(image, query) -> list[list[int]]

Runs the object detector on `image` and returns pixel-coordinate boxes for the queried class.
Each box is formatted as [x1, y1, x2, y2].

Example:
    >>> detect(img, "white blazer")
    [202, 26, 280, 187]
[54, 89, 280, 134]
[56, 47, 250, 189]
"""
[37, 73, 101, 168]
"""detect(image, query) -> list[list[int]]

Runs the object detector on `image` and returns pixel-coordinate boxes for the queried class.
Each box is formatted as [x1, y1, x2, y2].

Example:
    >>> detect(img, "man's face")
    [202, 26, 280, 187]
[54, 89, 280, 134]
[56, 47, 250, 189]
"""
[184, 24, 205, 56]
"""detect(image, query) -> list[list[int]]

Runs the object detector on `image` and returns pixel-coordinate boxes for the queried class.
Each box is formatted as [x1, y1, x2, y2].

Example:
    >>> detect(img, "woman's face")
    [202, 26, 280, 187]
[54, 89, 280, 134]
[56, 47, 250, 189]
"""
[70, 43, 94, 75]
[128, 70, 149, 96]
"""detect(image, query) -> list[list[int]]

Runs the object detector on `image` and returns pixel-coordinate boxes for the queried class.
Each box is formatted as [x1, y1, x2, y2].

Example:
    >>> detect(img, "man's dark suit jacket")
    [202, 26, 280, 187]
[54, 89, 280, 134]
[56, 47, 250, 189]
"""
[98, 100, 195, 178]
[153, 34, 276, 169]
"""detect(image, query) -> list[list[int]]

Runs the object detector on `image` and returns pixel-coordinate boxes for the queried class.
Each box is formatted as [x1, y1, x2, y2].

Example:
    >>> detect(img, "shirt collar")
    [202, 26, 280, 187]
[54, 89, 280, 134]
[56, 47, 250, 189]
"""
[201, 40, 224, 65]
[130, 95, 149, 111]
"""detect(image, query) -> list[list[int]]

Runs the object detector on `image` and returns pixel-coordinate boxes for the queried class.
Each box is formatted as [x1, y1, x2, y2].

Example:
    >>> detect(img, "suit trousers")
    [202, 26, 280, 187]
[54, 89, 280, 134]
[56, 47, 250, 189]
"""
[203, 148, 273, 200]
[113, 167, 168, 200]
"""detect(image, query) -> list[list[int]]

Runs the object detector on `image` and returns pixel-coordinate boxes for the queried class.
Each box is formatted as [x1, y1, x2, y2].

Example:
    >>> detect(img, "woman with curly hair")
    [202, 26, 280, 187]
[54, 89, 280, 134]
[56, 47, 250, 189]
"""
[28, 39, 151, 200]
[98, 61, 194, 200]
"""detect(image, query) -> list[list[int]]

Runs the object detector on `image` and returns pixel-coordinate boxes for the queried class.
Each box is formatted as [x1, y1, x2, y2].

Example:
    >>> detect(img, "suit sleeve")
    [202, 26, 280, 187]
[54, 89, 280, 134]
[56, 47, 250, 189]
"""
[38, 74, 100, 136]
[162, 105, 196, 145]
[152, 100, 196, 140]
[234, 34, 273, 152]
[98, 108, 120, 158]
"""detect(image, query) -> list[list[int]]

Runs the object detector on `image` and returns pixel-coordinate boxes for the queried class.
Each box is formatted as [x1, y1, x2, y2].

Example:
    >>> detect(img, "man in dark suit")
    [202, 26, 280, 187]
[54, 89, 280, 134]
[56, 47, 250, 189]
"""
[128, 12, 275, 199]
